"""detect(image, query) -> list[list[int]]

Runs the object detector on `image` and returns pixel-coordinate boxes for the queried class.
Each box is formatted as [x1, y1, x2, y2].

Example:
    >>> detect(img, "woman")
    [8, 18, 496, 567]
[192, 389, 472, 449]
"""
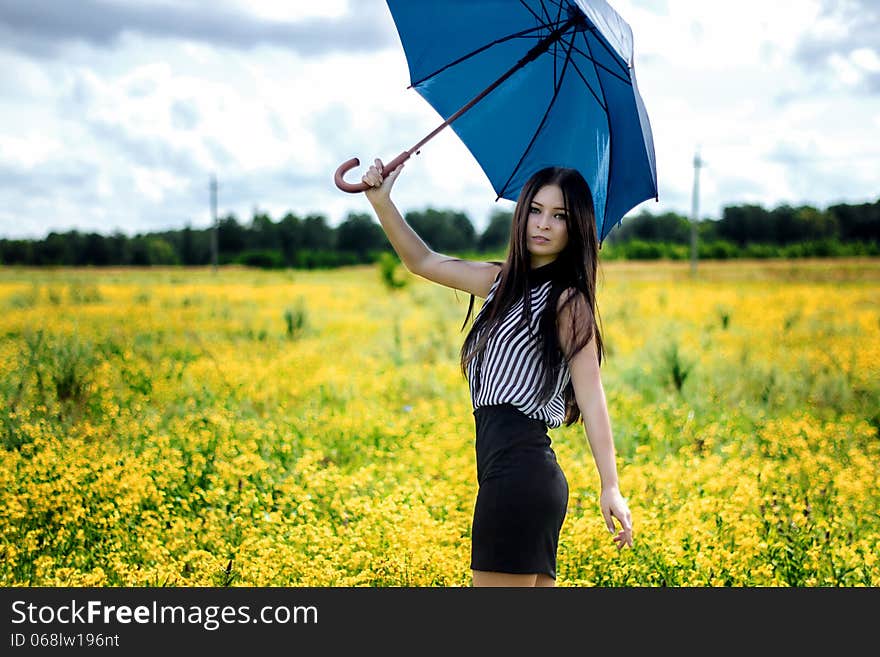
[361, 159, 633, 587]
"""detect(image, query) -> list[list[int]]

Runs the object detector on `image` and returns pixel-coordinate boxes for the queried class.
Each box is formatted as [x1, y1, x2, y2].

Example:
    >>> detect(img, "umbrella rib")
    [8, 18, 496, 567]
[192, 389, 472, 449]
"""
[536, 0, 569, 21]
[565, 41, 633, 86]
[553, 38, 558, 90]
[539, 0, 553, 25]
[408, 24, 553, 89]
[517, 0, 570, 82]
[517, 0, 553, 28]
[525, 0, 630, 82]
[521, 0, 567, 96]
[567, 58, 607, 112]
[580, 23, 631, 79]
[540, 0, 568, 27]
[496, 29, 578, 201]
[550, 7, 559, 88]
[547, 0, 565, 91]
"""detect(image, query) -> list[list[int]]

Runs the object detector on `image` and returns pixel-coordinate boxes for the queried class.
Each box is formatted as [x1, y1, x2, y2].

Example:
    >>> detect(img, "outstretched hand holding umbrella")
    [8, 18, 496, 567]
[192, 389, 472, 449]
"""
[360, 159, 405, 207]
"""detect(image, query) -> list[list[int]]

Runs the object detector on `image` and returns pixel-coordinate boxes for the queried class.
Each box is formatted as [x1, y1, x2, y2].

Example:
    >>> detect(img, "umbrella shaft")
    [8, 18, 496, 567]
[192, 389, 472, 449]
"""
[408, 15, 579, 156]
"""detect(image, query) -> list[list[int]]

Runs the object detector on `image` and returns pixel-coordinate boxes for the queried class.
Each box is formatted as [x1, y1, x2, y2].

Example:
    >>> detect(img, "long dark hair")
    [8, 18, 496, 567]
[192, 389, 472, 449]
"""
[459, 167, 604, 426]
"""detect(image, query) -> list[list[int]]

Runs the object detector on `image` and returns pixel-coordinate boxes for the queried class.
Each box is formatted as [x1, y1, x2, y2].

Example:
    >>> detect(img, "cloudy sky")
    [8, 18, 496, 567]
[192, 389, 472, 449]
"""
[0, 0, 878, 240]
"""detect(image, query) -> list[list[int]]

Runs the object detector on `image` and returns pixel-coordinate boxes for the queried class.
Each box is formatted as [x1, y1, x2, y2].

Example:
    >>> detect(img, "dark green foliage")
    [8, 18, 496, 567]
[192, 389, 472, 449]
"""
[405, 207, 477, 253]
[479, 208, 513, 252]
[378, 252, 408, 291]
[336, 212, 388, 256]
[662, 341, 693, 394]
[236, 249, 285, 269]
[284, 298, 308, 340]
[1, 198, 877, 267]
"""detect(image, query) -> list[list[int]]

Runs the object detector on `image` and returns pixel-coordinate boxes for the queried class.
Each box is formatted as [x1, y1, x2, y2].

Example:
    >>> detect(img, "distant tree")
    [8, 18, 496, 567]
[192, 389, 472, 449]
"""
[448, 211, 477, 252]
[829, 201, 879, 242]
[0, 239, 33, 265]
[479, 209, 512, 252]
[250, 211, 278, 250]
[697, 218, 719, 242]
[36, 232, 72, 265]
[769, 205, 800, 245]
[61, 231, 86, 265]
[217, 213, 246, 255]
[301, 214, 335, 250]
[106, 231, 130, 264]
[83, 232, 112, 266]
[336, 212, 388, 257]
[718, 205, 771, 246]
[795, 206, 837, 242]
[277, 212, 302, 265]
[405, 208, 445, 251]
[610, 210, 691, 244]
[146, 237, 179, 265]
[405, 207, 477, 252]
[180, 224, 198, 265]
[130, 236, 150, 266]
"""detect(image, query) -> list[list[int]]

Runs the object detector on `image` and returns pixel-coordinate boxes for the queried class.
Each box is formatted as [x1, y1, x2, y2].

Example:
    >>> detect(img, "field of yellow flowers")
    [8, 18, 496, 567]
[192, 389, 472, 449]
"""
[1, 258, 878, 586]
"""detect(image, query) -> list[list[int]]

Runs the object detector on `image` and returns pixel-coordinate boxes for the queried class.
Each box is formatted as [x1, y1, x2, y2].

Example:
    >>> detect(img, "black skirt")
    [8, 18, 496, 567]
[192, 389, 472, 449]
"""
[470, 403, 569, 579]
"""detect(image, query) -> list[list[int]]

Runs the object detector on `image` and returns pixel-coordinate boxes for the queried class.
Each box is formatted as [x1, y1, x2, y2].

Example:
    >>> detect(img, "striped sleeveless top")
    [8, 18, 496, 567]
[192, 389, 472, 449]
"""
[466, 259, 571, 429]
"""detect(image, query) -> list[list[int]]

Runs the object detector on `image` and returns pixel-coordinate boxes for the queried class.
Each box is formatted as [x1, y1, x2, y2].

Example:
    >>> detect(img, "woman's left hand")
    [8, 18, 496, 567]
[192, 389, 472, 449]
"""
[600, 486, 633, 549]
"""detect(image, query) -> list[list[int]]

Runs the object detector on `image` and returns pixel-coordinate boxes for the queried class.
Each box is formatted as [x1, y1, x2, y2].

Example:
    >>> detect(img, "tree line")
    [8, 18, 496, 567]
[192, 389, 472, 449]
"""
[601, 199, 879, 260]
[1, 198, 877, 267]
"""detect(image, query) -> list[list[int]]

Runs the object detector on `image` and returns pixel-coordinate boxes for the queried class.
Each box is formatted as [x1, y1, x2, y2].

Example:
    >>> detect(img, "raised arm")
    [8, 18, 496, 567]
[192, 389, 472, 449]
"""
[361, 159, 501, 298]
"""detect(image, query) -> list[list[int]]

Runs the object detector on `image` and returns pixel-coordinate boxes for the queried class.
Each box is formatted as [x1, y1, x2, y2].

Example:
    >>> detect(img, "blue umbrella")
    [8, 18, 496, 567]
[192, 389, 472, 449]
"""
[334, 0, 658, 243]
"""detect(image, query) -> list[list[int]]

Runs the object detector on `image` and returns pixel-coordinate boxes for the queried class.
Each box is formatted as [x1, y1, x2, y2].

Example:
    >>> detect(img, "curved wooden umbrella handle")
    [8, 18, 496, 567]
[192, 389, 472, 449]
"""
[334, 151, 412, 193]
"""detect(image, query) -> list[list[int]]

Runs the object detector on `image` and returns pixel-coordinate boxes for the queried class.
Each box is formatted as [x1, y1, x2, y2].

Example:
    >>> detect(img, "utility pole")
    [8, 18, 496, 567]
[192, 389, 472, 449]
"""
[210, 174, 218, 272]
[690, 148, 704, 276]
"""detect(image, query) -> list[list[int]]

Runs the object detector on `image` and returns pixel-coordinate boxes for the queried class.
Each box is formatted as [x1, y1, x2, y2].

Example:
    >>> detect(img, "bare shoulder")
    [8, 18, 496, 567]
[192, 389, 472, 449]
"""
[414, 252, 503, 298]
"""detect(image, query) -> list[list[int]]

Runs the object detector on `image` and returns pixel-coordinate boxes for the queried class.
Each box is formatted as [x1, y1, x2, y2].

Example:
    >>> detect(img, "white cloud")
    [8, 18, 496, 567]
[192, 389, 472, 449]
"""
[226, 0, 349, 21]
[0, 134, 63, 168]
[852, 48, 880, 72]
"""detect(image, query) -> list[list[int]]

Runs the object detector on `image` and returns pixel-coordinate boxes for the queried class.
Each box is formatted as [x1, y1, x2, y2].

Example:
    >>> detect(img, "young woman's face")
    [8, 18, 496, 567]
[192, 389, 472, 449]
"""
[526, 183, 569, 267]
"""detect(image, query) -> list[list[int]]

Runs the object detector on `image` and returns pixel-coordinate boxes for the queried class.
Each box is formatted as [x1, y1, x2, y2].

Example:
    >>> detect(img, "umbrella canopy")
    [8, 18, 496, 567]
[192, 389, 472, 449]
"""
[336, 0, 658, 244]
